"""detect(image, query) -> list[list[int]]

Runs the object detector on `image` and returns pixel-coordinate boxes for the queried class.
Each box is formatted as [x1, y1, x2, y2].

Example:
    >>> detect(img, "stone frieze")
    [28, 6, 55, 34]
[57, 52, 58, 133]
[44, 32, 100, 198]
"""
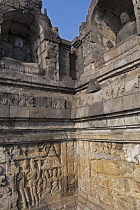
[0, 93, 67, 109]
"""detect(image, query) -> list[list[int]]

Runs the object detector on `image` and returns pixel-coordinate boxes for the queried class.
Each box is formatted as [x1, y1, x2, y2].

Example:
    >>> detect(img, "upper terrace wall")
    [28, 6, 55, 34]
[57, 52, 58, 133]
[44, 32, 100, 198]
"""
[72, 0, 140, 81]
[73, 1, 140, 209]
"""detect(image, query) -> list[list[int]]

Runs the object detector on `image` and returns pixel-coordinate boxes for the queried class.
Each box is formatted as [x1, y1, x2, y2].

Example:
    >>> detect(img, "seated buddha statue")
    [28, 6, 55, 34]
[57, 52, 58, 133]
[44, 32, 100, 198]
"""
[117, 10, 137, 44]
[107, 10, 137, 48]
[12, 38, 27, 62]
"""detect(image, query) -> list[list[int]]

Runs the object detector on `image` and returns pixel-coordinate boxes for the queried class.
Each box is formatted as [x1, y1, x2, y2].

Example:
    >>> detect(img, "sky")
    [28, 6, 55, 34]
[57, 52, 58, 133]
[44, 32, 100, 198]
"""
[42, 0, 91, 41]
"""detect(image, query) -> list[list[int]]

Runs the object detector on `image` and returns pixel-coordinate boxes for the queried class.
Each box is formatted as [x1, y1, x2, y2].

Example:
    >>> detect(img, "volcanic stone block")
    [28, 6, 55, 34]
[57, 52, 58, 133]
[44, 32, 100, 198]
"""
[88, 102, 104, 116]
[10, 106, 30, 118]
[122, 92, 140, 111]
[0, 105, 9, 117]
[30, 107, 47, 118]
[104, 98, 123, 114]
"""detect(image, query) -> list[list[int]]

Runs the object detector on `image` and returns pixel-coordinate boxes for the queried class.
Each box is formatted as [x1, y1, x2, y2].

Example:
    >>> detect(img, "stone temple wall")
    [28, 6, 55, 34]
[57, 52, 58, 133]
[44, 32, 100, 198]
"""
[73, 0, 140, 209]
[0, 1, 77, 209]
[77, 141, 140, 210]
[0, 141, 77, 210]
[0, 0, 140, 209]
[75, 34, 140, 209]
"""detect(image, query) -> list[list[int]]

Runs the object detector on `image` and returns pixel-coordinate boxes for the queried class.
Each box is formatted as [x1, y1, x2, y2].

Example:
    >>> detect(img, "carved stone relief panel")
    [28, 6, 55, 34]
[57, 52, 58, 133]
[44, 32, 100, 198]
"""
[61, 141, 77, 197]
[0, 143, 63, 210]
[102, 76, 139, 101]
[0, 93, 67, 109]
[0, 141, 77, 210]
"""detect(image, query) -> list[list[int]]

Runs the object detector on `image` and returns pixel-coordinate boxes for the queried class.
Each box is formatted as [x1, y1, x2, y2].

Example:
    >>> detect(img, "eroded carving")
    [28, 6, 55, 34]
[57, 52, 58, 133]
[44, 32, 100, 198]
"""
[27, 159, 40, 207]
[0, 93, 67, 109]
[18, 160, 30, 210]
[86, 79, 101, 94]
[0, 166, 6, 186]
[0, 143, 63, 210]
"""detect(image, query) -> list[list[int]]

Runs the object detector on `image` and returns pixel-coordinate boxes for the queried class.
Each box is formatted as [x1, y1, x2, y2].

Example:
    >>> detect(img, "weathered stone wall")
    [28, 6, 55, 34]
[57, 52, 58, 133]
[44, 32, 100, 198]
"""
[73, 0, 139, 80]
[0, 1, 77, 209]
[72, 35, 140, 119]
[77, 141, 140, 210]
[73, 0, 140, 208]
[1, 0, 140, 209]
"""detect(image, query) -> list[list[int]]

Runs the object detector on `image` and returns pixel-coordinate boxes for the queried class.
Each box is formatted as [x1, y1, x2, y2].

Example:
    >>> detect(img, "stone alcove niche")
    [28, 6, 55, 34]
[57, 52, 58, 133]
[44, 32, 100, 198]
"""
[74, 0, 138, 80]
[0, 9, 40, 63]
[89, 0, 136, 49]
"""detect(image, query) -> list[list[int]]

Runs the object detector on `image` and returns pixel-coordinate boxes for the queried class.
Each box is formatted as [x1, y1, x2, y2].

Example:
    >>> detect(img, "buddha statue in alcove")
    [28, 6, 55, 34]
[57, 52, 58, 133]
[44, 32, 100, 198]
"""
[107, 10, 137, 48]
[12, 38, 27, 62]
[117, 10, 137, 43]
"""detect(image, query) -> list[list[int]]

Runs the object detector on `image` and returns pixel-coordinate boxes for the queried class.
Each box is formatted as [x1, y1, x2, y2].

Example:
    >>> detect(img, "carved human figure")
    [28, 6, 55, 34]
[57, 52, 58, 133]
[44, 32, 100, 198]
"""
[36, 160, 43, 201]
[42, 170, 51, 195]
[51, 168, 61, 195]
[0, 166, 6, 187]
[12, 38, 27, 62]
[117, 11, 137, 44]
[0, 187, 12, 209]
[18, 160, 30, 210]
[10, 146, 20, 157]
[8, 161, 19, 209]
[27, 159, 40, 207]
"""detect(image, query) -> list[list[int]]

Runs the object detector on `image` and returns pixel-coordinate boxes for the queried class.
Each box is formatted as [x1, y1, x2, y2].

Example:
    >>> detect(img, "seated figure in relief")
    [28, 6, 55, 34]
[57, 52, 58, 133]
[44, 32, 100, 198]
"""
[107, 11, 137, 48]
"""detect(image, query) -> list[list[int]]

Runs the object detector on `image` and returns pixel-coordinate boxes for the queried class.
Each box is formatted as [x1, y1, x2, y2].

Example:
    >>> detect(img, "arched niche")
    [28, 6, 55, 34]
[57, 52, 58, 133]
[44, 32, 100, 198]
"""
[88, 0, 136, 47]
[0, 9, 41, 63]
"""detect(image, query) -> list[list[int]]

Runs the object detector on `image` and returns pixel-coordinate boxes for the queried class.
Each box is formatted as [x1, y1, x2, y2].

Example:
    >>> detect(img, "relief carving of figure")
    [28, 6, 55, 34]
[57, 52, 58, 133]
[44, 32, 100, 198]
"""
[8, 161, 19, 210]
[0, 166, 6, 187]
[0, 187, 12, 209]
[17, 160, 31, 210]
[51, 168, 61, 195]
[42, 170, 51, 195]
[27, 159, 40, 207]
[37, 160, 43, 201]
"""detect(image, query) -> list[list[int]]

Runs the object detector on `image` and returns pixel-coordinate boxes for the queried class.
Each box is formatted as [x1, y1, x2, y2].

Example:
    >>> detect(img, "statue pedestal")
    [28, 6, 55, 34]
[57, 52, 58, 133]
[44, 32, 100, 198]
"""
[0, 57, 45, 76]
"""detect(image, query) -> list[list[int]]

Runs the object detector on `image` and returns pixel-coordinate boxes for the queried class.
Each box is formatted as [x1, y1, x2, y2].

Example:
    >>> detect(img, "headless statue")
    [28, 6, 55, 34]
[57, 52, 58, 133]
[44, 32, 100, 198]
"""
[107, 11, 137, 48]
